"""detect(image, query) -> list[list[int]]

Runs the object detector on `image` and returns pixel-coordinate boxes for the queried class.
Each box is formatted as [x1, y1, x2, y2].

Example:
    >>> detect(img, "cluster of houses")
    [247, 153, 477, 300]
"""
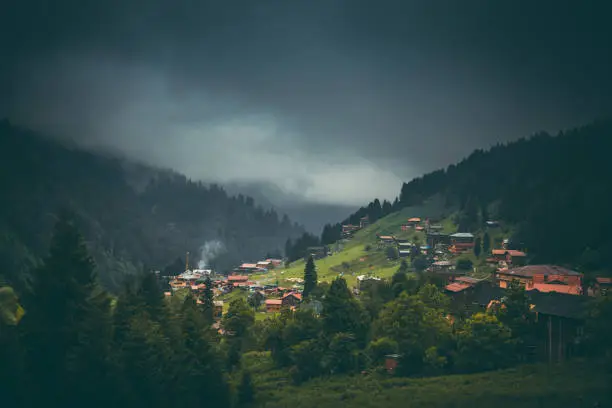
[233, 258, 284, 274]
[341, 216, 370, 238]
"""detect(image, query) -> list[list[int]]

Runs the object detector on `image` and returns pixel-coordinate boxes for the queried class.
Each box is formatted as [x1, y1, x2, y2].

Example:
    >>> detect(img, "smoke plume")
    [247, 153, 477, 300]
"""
[197, 240, 226, 269]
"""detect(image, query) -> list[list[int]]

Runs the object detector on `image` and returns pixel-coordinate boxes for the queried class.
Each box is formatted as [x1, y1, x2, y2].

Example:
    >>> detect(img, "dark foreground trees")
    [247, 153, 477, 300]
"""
[1, 214, 231, 408]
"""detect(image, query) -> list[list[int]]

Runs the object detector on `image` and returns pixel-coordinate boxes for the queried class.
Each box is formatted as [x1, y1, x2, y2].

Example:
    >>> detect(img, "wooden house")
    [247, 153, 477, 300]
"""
[491, 249, 527, 266]
[237, 263, 259, 273]
[496, 265, 583, 295]
[265, 299, 282, 313]
[281, 292, 302, 308]
[305, 246, 329, 260]
[449, 233, 475, 253]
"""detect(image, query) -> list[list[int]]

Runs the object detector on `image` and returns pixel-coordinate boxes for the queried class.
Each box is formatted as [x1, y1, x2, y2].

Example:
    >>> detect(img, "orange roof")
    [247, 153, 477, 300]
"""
[164, 292, 172, 297]
[415, 226, 425, 231]
[228, 275, 249, 281]
[282, 292, 302, 300]
[379, 235, 395, 240]
[240, 263, 258, 269]
[265, 299, 283, 305]
[527, 283, 582, 295]
[408, 217, 421, 222]
[596, 277, 612, 284]
[445, 282, 471, 293]
[492, 249, 527, 256]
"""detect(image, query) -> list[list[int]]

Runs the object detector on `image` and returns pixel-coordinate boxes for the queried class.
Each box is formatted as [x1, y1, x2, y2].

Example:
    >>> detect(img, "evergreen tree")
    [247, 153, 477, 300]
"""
[322, 277, 370, 346]
[237, 370, 255, 406]
[21, 213, 98, 405]
[483, 232, 491, 254]
[138, 271, 165, 319]
[474, 236, 482, 257]
[201, 276, 215, 323]
[303, 256, 317, 298]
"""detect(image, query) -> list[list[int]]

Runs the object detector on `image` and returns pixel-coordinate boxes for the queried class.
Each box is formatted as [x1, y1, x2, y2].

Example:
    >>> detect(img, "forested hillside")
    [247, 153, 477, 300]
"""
[309, 120, 612, 272]
[0, 120, 304, 290]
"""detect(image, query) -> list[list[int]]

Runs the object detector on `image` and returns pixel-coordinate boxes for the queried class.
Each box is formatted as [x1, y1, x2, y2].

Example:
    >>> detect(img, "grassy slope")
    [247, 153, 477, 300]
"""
[243, 352, 610, 408]
[250, 197, 454, 288]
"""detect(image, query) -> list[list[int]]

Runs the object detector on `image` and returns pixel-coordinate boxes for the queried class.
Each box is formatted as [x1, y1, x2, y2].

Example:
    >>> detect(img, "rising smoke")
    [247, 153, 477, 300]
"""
[197, 240, 226, 269]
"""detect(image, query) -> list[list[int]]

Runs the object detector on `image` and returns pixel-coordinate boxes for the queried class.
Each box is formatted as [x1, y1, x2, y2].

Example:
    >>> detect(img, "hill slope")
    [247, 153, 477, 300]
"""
[312, 120, 612, 273]
[251, 196, 456, 288]
[243, 352, 609, 408]
[0, 120, 304, 289]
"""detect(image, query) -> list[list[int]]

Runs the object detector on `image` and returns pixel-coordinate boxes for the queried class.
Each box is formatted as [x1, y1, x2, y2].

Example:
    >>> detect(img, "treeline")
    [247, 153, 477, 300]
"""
[0, 120, 304, 290]
[285, 198, 399, 262]
[239, 261, 612, 386]
[396, 120, 612, 271]
[0, 215, 245, 407]
[290, 120, 612, 271]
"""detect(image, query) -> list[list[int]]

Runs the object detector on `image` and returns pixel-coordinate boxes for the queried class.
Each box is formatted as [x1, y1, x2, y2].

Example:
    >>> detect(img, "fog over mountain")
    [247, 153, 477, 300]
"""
[1, 1, 611, 214]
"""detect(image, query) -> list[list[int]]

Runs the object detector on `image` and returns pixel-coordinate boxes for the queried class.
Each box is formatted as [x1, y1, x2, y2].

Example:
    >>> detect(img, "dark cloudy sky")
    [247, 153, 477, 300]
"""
[2, 0, 611, 206]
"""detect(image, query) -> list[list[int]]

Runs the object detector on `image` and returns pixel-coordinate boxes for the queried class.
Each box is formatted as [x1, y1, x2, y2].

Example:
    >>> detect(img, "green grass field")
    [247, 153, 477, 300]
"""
[250, 198, 455, 289]
[241, 352, 610, 408]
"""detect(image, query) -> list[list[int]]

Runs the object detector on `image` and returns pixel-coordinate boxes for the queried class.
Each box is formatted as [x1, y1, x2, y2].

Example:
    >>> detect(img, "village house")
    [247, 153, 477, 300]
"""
[237, 263, 259, 273]
[359, 216, 370, 229]
[266, 258, 283, 267]
[265, 299, 282, 313]
[486, 220, 500, 227]
[426, 232, 451, 247]
[527, 291, 588, 362]
[281, 292, 302, 308]
[407, 217, 421, 226]
[449, 232, 475, 254]
[256, 260, 272, 270]
[491, 249, 527, 266]
[227, 275, 250, 288]
[495, 265, 583, 295]
[427, 260, 466, 283]
[377, 235, 396, 246]
[306, 246, 329, 260]
[342, 224, 360, 238]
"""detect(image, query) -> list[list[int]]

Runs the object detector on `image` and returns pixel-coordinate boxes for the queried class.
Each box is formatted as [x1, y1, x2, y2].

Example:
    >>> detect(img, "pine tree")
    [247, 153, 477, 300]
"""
[303, 255, 317, 298]
[237, 370, 255, 406]
[21, 213, 98, 405]
[474, 236, 482, 257]
[201, 276, 215, 324]
[483, 232, 491, 254]
[138, 271, 165, 319]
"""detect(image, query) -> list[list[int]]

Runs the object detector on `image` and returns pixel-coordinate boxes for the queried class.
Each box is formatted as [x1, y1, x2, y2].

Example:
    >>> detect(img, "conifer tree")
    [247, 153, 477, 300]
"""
[200, 275, 215, 323]
[303, 255, 317, 298]
[483, 232, 491, 254]
[238, 370, 255, 406]
[21, 213, 98, 404]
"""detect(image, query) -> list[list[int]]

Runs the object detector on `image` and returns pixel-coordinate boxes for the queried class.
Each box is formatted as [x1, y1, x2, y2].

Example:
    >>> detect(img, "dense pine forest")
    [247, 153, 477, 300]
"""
[0, 120, 304, 290]
[297, 120, 612, 273]
[2, 216, 611, 407]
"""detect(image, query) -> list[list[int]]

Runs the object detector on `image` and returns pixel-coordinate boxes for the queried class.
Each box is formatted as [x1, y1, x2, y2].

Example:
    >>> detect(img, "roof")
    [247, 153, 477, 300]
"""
[282, 292, 302, 300]
[415, 226, 425, 231]
[433, 260, 453, 266]
[445, 282, 472, 293]
[527, 291, 588, 319]
[213, 300, 224, 307]
[499, 265, 581, 278]
[265, 299, 283, 305]
[527, 283, 582, 295]
[596, 277, 612, 285]
[257, 261, 271, 265]
[239, 263, 258, 269]
[228, 275, 249, 281]
[450, 233, 474, 238]
[455, 276, 481, 284]
[408, 217, 421, 222]
[492, 249, 527, 257]
[379, 235, 395, 240]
